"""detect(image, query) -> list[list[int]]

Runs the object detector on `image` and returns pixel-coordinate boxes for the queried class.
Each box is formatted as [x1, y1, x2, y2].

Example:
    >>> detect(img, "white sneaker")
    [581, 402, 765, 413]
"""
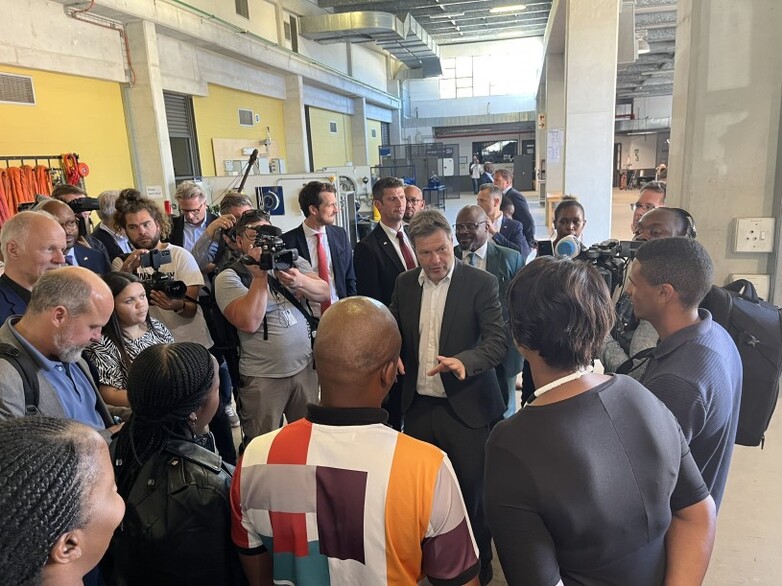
[225, 405, 240, 428]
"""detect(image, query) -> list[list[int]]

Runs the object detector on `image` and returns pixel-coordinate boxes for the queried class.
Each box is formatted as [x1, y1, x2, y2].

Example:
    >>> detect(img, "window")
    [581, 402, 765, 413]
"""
[329, 121, 338, 134]
[371, 128, 377, 138]
[235, 0, 249, 19]
[238, 108, 254, 127]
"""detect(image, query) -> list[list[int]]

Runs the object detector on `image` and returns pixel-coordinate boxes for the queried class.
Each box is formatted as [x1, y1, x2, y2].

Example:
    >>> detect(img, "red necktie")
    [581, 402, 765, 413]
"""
[316, 232, 332, 312]
[396, 230, 416, 270]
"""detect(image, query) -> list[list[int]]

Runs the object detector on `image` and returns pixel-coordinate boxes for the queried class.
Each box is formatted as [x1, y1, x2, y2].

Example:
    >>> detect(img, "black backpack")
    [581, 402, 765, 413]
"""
[0, 343, 40, 415]
[700, 279, 782, 447]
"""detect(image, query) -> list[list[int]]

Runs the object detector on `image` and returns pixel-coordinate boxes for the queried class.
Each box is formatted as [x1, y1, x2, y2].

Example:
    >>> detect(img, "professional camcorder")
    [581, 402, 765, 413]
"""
[241, 225, 298, 271]
[581, 239, 642, 296]
[67, 197, 100, 214]
[134, 249, 187, 299]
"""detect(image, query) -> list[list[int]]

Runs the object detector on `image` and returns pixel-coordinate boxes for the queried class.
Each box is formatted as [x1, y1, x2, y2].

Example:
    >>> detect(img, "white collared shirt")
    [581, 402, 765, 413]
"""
[65, 250, 79, 267]
[98, 223, 132, 254]
[490, 213, 503, 234]
[416, 262, 455, 398]
[462, 241, 488, 271]
[302, 223, 338, 310]
[379, 221, 418, 269]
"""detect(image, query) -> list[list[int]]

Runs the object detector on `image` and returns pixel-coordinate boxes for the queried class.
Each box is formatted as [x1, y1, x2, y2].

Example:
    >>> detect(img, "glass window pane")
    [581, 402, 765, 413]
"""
[440, 79, 456, 99]
[455, 56, 473, 78]
[473, 80, 490, 96]
[456, 77, 472, 89]
[456, 87, 473, 98]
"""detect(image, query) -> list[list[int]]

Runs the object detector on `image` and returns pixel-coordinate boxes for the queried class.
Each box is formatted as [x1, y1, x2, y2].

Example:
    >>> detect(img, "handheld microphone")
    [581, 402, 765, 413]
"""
[554, 235, 582, 259]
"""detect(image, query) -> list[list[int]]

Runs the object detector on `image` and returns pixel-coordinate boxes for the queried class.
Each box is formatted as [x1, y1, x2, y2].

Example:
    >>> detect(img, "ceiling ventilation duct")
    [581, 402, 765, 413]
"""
[299, 11, 442, 77]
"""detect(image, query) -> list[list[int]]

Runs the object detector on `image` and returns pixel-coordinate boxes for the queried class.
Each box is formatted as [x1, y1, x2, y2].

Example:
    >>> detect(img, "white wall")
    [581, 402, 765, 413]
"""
[634, 95, 672, 119]
[158, 35, 287, 99]
[615, 134, 659, 170]
[0, 0, 126, 82]
[298, 38, 350, 75]
[350, 44, 388, 92]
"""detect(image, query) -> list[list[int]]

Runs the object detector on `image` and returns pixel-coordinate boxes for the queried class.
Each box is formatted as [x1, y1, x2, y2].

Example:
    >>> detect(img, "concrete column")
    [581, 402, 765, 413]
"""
[545, 54, 565, 196]
[283, 75, 310, 173]
[668, 0, 782, 301]
[351, 97, 369, 166]
[390, 108, 403, 145]
[123, 20, 175, 199]
[562, 0, 620, 244]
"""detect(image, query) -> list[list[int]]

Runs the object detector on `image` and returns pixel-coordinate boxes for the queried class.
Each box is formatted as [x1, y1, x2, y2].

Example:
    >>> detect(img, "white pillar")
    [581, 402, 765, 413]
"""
[351, 97, 369, 166]
[562, 0, 620, 244]
[545, 54, 565, 196]
[283, 75, 310, 173]
[123, 20, 175, 200]
[668, 0, 782, 301]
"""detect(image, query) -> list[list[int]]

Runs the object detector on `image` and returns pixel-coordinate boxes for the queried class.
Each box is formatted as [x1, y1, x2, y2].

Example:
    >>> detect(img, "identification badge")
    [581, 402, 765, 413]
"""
[281, 307, 298, 327]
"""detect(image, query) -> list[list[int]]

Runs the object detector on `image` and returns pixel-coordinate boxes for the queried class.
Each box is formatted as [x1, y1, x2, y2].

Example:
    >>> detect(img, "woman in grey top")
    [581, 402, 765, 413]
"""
[485, 257, 716, 586]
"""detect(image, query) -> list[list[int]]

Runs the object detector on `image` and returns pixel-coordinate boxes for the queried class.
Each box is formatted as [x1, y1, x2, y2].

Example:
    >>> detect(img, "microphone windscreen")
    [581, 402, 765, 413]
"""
[554, 235, 581, 259]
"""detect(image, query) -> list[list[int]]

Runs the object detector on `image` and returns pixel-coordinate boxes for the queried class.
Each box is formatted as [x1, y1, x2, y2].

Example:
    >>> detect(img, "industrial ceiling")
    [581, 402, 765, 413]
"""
[311, 0, 678, 103]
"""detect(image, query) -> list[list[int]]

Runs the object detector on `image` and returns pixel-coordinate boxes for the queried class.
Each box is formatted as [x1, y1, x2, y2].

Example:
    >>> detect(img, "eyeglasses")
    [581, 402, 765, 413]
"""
[180, 202, 205, 216]
[406, 198, 423, 205]
[630, 202, 657, 213]
[60, 219, 79, 230]
[454, 222, 486, 231]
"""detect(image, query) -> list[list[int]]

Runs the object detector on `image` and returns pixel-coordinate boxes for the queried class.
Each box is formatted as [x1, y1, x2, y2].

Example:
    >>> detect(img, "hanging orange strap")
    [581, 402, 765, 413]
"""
[33, 165, 52, 196]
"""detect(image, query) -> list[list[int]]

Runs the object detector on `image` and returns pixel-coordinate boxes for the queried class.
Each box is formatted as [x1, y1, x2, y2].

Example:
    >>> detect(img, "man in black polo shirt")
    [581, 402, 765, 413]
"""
[627, 237, 741, 510]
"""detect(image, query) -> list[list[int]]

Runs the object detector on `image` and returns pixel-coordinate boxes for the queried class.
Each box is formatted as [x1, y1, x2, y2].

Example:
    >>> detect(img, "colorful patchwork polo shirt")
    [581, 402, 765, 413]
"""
[230, 405, 479, 585]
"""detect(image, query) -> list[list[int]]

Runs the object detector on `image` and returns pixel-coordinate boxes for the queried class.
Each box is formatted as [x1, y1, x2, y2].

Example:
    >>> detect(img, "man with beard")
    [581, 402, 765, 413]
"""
[36, 199, 111, 274]
[0, 267, 117, 435]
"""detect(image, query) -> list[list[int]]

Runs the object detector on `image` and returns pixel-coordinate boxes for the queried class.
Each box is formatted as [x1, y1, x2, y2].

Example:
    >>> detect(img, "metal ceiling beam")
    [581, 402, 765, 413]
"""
[321, 0, 552, 11]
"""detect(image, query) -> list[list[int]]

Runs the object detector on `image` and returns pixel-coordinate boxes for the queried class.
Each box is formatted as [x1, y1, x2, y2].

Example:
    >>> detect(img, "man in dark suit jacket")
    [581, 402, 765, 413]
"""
[0, 211, 67, 323]
[169, 181, 219, 252]
[494, 168, 536, 249]
[38, 199, 111, 275]
[354, 177, 417, 430]
[282, 181, 356, 314]
[389, 209, 506, 585]
[454, 205, 524, 419]
[477, 183, 529, 258]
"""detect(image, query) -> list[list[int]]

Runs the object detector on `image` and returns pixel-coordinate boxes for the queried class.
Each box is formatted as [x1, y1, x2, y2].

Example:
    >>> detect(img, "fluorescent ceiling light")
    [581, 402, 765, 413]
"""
[430, 12, 465, 19]
[490, 4, 527, 14]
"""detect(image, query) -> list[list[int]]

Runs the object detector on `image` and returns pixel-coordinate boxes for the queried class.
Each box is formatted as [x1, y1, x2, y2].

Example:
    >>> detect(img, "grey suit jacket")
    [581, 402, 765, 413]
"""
[0, 320, 113, 434]
[389, 260, 507, 428]
[456, 241, 524, 378]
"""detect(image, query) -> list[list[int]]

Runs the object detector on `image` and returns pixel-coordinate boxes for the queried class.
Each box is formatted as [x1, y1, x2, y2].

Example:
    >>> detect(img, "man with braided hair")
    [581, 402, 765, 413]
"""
[0, 416, 125, 585]
[104, 342, 243, 585]
[0, 266, 117, 435]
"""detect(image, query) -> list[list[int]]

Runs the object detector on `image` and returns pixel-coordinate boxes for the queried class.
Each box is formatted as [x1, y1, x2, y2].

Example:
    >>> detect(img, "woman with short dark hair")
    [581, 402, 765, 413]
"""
[103, 342, 244, 585]
[0, 417, 124, 585]
[485, 256, 717, 585]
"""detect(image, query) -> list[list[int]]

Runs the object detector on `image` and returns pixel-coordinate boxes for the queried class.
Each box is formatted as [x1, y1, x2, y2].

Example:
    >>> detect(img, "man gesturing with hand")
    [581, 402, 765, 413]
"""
[389, 209, 506, 586]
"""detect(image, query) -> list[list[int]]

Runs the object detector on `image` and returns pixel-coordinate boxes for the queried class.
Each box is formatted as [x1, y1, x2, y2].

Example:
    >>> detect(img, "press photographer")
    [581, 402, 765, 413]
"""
[214, 209, 329, 444]
[111, 189, 237, 464]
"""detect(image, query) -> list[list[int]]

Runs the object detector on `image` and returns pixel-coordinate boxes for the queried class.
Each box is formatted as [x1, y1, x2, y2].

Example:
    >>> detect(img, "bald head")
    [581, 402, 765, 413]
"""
[403, 185, 425, 222]
[455, 205, 489, 251]
[0, 211, 66, 289]
[28, 266, 112, 316]
[314, 297, 401, 407]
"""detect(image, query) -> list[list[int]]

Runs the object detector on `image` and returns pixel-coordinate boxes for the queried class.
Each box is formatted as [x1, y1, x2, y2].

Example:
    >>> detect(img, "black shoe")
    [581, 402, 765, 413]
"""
[479, 562, 493, 585]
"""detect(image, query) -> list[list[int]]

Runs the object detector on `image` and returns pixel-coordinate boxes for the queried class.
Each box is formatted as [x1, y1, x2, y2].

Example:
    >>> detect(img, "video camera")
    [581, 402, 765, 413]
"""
[241, 225, 298, 271]
[134, 249, 187, 299]
[66, 197, 100, 214]
[580, 239, 642, 296]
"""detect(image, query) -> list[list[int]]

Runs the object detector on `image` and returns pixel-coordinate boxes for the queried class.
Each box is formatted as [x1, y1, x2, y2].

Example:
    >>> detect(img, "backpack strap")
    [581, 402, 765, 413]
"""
[615, 347, 655, 376]
[0, 342, 40, 416]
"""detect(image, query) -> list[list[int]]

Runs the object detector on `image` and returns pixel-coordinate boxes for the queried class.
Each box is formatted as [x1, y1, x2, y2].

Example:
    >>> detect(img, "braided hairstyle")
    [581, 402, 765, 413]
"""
[0, 417, 102, 584]
[112, 342, 216, 495]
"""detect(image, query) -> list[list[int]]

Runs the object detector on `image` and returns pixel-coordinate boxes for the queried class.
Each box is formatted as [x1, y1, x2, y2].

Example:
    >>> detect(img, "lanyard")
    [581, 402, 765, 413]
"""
[522, 366, 594, 409]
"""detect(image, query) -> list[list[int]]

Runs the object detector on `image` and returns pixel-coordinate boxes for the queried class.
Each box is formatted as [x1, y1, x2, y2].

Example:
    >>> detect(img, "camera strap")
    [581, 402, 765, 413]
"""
[267, 275, 320, 337]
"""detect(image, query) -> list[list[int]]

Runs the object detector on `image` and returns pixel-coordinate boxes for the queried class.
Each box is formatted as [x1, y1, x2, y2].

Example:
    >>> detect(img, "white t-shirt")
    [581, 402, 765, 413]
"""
[112, 244, 214, 348]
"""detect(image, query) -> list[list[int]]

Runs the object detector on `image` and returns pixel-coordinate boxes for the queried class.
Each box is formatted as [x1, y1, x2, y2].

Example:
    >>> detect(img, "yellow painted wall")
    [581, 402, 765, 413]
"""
[367, 119, 382, 167]
[308, 107, 353, 169]
[192, 84, 286, 177]
[0, 65, 133, 195]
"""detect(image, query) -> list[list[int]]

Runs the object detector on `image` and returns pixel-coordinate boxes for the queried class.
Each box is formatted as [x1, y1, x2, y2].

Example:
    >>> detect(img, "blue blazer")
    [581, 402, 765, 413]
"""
[72, 244, 111, 275]
[281, 224, 357, 299]
[505, 188, 536, 247]
[0, 279, 28, 325]
[493, 216, 529, 259]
